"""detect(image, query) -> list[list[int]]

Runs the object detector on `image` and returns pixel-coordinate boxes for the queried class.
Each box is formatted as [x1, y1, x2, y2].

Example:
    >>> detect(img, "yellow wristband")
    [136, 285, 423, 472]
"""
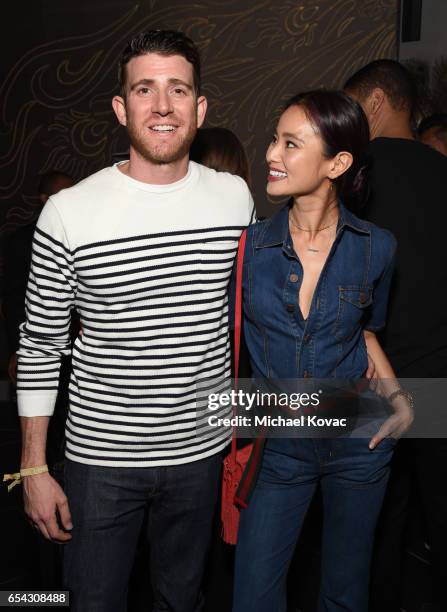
[3, 464, 48, 492]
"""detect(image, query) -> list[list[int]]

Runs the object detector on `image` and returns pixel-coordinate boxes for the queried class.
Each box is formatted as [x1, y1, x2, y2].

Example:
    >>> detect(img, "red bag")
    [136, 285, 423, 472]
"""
[221, 229, 254, 545]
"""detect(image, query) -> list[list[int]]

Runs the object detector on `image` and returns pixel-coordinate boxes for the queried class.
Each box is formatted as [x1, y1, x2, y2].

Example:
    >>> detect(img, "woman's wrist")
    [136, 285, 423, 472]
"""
[387, 389, 414, 414]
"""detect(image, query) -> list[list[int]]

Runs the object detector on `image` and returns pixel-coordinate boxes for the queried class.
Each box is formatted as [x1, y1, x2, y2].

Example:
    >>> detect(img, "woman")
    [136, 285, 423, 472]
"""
[232, 91, 413, 612]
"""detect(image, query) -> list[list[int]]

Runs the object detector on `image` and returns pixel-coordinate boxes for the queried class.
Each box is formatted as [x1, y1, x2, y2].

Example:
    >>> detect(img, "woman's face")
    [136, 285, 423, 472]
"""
[266, 105, 333, 199]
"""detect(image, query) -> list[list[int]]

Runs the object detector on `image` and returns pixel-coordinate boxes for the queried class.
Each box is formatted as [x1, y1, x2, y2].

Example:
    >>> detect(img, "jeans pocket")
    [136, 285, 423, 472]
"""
[376, 436, 398, 451]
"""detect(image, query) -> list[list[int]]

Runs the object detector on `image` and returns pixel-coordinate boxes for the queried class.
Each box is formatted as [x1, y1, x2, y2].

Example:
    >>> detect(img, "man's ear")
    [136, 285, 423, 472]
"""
[368, 88, 385, 117]
[196, 95, 207, 128]
[112, 95, 127, 126]
[328, 151, 353, 180]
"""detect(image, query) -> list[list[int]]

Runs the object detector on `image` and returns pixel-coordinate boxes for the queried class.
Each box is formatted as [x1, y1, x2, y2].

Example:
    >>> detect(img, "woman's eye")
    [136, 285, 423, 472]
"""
[271, 135, 278, 144]
[286, 141, 296, 148]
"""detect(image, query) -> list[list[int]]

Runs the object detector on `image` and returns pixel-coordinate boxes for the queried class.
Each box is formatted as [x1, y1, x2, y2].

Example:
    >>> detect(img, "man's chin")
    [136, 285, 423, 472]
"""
[132, 142, 192, 166]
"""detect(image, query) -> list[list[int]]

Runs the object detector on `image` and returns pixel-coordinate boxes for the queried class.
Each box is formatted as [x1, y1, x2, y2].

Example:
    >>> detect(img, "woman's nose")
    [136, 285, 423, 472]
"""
[266, 142, 279, 164]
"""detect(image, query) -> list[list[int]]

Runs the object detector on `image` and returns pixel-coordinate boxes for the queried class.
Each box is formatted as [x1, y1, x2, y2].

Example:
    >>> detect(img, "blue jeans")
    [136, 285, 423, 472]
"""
[233, 437, 395, 612]
[63, 454, 222, 612]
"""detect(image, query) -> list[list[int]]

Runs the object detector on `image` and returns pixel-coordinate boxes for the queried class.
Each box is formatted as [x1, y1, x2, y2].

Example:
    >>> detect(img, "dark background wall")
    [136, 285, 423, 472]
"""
[0, 0, 398, 370]
[1, 0, 398, 235]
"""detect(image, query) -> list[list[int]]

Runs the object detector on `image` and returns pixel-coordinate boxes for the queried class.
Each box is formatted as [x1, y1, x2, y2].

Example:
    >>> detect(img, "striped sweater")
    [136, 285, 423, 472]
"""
[17, 161, 254, 466]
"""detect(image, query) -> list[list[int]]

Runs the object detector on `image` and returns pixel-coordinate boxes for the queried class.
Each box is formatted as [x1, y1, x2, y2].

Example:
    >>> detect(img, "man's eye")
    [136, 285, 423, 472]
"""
[138, 87, 151, 95]
[173, 88, 186, 95]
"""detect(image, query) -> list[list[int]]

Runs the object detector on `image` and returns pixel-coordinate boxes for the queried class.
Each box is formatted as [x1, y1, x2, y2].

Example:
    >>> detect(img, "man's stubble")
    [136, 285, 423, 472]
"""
[126, 114, 197, 165]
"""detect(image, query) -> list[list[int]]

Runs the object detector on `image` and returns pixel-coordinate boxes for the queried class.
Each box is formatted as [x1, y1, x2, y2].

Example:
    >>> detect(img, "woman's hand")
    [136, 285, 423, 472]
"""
[363, 330, 414, 449]
[368, 392, 414, 449]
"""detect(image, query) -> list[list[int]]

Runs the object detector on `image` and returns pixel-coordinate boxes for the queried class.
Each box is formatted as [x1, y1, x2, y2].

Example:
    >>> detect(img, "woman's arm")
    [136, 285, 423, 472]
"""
[364, 330, 414, 449]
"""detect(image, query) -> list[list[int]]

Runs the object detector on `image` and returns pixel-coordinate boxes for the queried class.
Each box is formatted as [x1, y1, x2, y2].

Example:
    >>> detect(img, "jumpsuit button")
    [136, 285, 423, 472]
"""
[303, 371, 312, 378]
[303, 334, 311, 344]
[290, 274, 299, 283]
[286, 304, 295, 312]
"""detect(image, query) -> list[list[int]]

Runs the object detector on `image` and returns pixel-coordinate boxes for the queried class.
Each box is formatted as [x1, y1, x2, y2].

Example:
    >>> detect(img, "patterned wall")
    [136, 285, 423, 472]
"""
[0, 0, 398, 246]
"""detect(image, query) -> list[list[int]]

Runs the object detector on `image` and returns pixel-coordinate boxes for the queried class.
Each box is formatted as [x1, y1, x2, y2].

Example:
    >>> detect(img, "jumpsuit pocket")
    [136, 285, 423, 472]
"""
[333, 285, 373, 341]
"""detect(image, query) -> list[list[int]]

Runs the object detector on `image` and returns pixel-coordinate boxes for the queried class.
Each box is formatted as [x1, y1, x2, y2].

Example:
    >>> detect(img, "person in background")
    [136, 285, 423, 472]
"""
[345, 59, 447, 612]
[190, 126, 251, 186]
[418, 113, 447, 156]
[3, 171, 74, 382]
[231, 89, 413, 612]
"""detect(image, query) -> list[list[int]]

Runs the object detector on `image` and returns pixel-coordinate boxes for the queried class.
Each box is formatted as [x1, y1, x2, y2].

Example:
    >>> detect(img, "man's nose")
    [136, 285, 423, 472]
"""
[153, 91, 173, 115]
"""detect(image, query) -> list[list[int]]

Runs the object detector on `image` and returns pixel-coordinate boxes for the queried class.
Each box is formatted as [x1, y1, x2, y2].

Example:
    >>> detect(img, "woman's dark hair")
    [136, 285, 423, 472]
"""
[118, 30, 201, 97]
[190, 127, 251, 186]
[284, 90, 370, 209]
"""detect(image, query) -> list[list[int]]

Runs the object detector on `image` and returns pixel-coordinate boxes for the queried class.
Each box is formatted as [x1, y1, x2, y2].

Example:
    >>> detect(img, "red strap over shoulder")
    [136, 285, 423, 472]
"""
[234, 229, 247, 387]
[231, 229, 247, 459]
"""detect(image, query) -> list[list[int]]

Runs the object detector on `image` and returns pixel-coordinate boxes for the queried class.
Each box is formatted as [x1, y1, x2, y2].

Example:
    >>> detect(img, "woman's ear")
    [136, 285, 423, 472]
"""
[328, 151, 353, 180]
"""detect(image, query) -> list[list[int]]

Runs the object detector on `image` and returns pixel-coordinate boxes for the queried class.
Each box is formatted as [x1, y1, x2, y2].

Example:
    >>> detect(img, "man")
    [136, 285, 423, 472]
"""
[418, 113, 447, 156]
[16, 30, 254, 612]
[345, 59, 447, 611]
[3, 171, 74, 382]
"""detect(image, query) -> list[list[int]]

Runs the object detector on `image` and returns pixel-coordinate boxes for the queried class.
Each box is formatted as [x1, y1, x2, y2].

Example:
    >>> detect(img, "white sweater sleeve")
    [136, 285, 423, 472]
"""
[17, 199, 76, 417]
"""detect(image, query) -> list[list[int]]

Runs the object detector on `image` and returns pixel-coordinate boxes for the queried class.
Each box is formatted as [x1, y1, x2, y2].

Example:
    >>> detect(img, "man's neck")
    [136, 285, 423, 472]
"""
[377, 126, 414, 140]
[373, 113, 414, 140]
[120, 150, 190, 185]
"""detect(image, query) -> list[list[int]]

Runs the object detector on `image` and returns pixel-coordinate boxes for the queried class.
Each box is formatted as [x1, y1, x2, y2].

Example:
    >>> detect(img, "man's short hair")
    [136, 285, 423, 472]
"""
[418, 113, 447, 138]
[344, 59, 416, 113]
[117, 30, 201, 98]
[37, 171, 73, 196]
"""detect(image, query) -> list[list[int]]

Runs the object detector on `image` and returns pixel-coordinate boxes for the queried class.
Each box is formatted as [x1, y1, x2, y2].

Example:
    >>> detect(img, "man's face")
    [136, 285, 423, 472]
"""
[113, 53, 206, 166]
[420, 127, 447, 156]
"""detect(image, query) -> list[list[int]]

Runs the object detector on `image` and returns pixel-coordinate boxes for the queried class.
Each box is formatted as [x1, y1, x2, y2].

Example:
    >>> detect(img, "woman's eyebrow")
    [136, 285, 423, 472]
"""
[282, 132, 305, 143]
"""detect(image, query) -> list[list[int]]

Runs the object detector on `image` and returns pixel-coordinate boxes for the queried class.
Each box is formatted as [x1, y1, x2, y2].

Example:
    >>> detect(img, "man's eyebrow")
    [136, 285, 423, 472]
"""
[168, 78, 193, 90]
[129, 78, 193, 91]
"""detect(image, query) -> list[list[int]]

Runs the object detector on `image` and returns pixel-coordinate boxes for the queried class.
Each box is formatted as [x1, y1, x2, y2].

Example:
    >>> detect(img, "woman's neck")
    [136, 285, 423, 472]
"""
[289, 195, 339, 234]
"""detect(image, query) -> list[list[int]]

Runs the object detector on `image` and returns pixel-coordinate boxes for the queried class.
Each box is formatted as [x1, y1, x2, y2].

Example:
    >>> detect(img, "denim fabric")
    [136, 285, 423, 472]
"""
[233, 436, 396, 612]
[63, 454, 222, 612]
[242, 202, 396, 379]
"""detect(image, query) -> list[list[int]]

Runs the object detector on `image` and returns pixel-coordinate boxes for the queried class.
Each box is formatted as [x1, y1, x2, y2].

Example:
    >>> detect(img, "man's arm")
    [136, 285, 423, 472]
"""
[17, 199, 76, 541]
[20, 416, 72, 541]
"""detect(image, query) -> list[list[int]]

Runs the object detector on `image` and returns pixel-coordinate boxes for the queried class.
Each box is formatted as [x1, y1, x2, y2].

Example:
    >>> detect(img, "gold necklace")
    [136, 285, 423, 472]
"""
[289, 213, 338, 253]
[289, 216, 338, 233]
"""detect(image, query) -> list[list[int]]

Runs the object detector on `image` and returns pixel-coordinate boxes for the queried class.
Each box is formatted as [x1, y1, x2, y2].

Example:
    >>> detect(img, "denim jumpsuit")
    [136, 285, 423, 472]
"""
[233, 202, 397, 612]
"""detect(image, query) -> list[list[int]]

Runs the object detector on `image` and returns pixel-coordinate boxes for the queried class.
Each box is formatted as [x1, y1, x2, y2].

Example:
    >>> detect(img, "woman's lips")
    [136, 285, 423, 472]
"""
[268, 169, 287, 181]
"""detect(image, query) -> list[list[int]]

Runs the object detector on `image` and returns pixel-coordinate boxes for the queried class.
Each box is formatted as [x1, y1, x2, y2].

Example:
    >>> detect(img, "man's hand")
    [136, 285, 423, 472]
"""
[23, 472, 73, 542]
[8, 353, 17, 384]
